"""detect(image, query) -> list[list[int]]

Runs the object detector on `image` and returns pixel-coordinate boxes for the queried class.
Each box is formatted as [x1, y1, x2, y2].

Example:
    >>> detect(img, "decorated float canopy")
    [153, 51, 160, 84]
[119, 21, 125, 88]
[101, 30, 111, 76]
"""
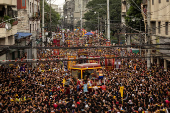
[72, 63, 101, 69]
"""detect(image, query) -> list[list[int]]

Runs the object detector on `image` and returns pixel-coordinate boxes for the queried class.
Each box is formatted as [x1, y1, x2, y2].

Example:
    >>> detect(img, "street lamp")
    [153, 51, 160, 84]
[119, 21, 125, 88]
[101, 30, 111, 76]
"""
[94, 12, 99, 38]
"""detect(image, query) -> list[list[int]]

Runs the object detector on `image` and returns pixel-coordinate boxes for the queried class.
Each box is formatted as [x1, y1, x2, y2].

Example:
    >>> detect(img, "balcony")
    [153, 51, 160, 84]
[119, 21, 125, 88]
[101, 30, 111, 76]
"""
[0, 0, 17, 6]
[0, 24, 17, 39]
[29, 12, 41, 21]
[0, 20, 18, 38]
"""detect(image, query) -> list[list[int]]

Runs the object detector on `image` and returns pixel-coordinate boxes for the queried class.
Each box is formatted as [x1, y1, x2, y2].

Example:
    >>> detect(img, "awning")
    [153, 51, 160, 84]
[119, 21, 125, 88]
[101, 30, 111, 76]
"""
[15, 32, 32, 39]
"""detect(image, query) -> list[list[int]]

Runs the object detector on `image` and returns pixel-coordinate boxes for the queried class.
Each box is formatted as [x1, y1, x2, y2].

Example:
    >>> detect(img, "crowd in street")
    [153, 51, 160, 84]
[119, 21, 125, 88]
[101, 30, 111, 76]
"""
[0, 32, 170, 113]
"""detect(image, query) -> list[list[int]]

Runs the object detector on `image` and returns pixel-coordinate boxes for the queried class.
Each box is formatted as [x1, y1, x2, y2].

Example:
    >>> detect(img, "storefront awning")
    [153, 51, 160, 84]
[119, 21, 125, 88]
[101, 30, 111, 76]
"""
[15, 32, 32, 39]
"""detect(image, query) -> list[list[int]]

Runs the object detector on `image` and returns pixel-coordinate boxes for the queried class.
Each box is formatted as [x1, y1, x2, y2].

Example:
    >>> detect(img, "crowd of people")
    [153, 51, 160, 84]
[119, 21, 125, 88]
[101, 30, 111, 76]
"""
[0, 32, 170, 113]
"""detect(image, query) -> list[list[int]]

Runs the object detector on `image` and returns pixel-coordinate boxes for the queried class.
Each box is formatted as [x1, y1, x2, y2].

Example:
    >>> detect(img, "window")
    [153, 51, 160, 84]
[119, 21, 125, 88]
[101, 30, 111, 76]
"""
[35, 24, 36, 31]
[32, 3, 34, 12]
[30, 2, 31, 13]
[159, 0, 161, 3]
[35, 5, 37, 12]
[165, 22, 168, 35]
[152, 0, 154, 5]
[22, 0, 25, 6]
[30, 24, 31, 33]
[151, 21, 156, 34]
[33, 24, 34, 31]
[158, 22, 161, 34]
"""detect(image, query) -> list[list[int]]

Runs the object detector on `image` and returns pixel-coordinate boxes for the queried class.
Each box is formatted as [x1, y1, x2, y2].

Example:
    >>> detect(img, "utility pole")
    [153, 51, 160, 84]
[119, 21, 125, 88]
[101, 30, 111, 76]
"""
[140, 20, 141, 57]
[42, 0, 45, 47]
[80, 0, 82, 30]
[50, 0, 52, 41]
[147, 0, 151, 69]
[105, 17, 107, 37]
[98, 12, 99, 38]
[62, 17, 64, 44]
[107, 0, 110, 41]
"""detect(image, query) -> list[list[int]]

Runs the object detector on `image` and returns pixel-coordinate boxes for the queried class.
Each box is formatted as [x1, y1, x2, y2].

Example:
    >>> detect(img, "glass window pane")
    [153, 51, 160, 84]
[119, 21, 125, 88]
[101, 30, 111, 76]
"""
[22, 0, 25, 7]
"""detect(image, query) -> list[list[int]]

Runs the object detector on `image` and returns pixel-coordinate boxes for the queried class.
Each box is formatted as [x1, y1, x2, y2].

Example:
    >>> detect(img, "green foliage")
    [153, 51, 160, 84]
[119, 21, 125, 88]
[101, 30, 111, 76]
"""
[125, 0, 144, 31]
[84, 0, 121, 31]
[3, 16, 14, 25]
[40, 0, 60, 31]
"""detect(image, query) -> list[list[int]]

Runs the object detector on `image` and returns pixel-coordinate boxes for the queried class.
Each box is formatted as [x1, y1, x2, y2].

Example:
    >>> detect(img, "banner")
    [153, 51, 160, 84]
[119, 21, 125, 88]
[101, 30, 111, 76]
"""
[68, 56, 76, 70]
[114, 59, 121, 69]
[53, 49, 59, 55]
[89, 56, 100, 64]
[105, 55, 114, 70]
[53, 39, 60, 46]
[56, 39, 60, 46]
[78, 52, 88, 64]
[106, 41, 111, 46]
[120, 86, 124, 97]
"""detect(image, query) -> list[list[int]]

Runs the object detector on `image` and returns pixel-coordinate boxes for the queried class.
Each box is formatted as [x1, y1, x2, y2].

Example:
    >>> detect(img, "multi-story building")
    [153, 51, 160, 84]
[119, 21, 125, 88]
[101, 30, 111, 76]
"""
[0, 0, 18, 60]
[73, 0, 91, 29]
[51, 4, 58, 12]
[141, 0, 170, 71]
[63, 0, 74, 30]
[51, 4, 63, 18]
[58, 6, 63, 18]
[63, 0, 91, 30]
[16, 0, 40, 63]
[17, 0, 40, 35]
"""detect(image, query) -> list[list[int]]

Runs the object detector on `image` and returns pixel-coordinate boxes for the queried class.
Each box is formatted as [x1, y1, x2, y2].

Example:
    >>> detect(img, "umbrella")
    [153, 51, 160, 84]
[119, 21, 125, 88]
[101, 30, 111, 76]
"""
[85, 32, 93, 35]
[91, 32, 95, 34]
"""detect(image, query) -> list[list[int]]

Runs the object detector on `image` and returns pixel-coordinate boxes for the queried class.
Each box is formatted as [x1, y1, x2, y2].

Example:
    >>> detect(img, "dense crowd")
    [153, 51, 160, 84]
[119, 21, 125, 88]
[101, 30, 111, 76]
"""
[0, 33, 170, 113]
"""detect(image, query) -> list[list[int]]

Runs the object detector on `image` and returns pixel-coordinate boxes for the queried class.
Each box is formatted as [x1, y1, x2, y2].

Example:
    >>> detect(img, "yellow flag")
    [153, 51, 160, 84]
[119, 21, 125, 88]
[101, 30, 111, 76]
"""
[120, 86, 124, 97]
[63, 78, 66, 87]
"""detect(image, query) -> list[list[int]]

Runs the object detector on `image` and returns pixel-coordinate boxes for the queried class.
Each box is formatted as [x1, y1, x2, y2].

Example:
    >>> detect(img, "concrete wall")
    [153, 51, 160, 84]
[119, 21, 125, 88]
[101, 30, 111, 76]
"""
[0, 25, 17, 39]
[0, 0, 17, 6]
[0, 54, 6, 61]
[150, 0, 170, 37]
[150, 0, 170, 61]
[17, 9, 30, 33]
[17, 0, 40, 34]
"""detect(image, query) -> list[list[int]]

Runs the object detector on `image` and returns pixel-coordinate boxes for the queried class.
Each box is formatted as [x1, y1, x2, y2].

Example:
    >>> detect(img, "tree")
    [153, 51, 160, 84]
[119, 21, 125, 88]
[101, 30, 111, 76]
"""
[125, 0, 144, 32]
[83, 0, 121, 33]
[40, 0, 60, 32]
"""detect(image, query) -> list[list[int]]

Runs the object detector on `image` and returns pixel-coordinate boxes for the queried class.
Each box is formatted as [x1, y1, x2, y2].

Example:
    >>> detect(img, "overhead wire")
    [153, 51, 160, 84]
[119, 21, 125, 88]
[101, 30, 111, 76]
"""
[150, 2, 170, 13]
[0, 55, 170, 64]
[127, 0, 170, 39]
[0, 43, 170, 50]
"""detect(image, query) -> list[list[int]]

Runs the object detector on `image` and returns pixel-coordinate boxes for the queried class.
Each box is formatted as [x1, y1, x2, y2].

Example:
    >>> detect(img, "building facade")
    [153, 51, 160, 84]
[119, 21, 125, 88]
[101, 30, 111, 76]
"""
[17, 0, 40, 64]
[141, 0, 170, 70]
[0, 0, 18, 60]
[51, 4, 63, 18]
[73, 0, 91, 29]
[63, 0, 74, 30]
[63, 0, 91, 30]
[17, 0, 40, 35]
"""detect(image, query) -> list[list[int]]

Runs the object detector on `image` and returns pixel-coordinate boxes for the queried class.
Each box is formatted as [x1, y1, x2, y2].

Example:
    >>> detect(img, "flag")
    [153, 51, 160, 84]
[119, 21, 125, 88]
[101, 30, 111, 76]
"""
[120, 86, 124, 97]
[63, 78, 66, 87]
